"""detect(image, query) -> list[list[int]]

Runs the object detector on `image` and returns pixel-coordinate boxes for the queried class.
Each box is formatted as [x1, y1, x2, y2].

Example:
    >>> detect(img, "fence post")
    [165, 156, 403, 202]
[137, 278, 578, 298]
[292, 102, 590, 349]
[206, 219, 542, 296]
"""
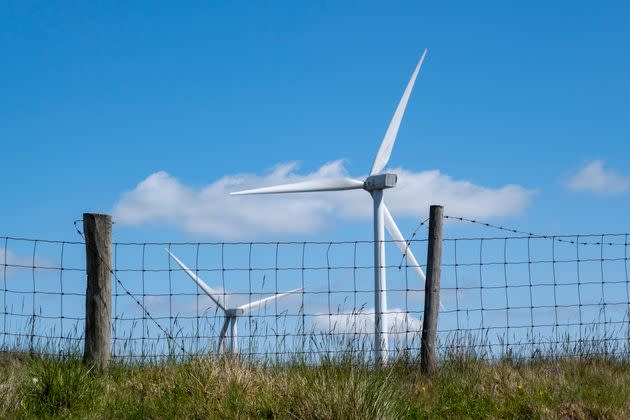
[421, 205, 443, 375]
[83, 213, 112, 369]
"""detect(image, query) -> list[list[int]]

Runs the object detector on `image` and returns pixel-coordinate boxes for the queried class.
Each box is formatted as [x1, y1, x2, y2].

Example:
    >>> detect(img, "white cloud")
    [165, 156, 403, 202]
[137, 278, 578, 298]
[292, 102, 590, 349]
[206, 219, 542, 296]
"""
[567, 160, 630, 195]
[312, 308, 423, 343]
[1, 249, 28, 266]
[0, 249, 20, 266]
[0, 249, 55, 269]
[113, 160, 534, 239]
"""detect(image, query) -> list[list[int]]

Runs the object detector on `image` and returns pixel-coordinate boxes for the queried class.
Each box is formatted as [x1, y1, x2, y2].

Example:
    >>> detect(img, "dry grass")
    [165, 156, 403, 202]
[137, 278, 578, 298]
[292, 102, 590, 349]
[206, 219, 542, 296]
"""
[0, 353, 628, 419]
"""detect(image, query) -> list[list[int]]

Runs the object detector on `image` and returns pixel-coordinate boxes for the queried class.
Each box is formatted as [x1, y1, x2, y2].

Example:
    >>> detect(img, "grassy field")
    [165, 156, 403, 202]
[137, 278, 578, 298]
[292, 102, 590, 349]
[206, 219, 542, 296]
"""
[0, 353, 627, 419]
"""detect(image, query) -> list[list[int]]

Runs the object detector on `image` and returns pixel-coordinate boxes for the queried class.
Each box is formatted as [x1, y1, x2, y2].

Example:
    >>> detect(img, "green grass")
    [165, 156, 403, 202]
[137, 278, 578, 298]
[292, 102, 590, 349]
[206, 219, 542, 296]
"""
[0, 353, 628, 419]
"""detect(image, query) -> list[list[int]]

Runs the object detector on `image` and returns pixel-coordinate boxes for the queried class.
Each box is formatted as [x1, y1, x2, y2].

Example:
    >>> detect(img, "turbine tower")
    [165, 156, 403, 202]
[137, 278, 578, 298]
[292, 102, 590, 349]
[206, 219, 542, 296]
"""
[167, 250, 302, 354]
[231, 50, 428, 363]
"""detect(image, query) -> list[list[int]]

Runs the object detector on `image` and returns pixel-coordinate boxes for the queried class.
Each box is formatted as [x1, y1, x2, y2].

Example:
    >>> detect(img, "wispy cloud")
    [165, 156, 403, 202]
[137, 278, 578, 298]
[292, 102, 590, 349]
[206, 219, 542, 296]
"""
[312, 308, 423, 342]
[0, 249, 23, 266]
[0, 249, 55, 269]
[567, 160, 630, 195]
[113, 160, 535, 239]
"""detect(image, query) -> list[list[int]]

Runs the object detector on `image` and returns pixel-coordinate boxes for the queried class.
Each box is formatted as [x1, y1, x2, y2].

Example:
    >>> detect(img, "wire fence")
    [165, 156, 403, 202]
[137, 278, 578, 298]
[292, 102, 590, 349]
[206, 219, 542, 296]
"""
[1, 216, 629, 362]
[440, 217, 630, 359]
[1, 237, 85, 356]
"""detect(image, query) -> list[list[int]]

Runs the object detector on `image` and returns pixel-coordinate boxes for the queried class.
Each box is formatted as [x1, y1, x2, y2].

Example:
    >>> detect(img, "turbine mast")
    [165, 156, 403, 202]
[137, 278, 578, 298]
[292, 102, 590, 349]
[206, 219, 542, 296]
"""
[230, 317, 238, 353]
[365, 173, 397, 364]
[372, 189, 388, 364]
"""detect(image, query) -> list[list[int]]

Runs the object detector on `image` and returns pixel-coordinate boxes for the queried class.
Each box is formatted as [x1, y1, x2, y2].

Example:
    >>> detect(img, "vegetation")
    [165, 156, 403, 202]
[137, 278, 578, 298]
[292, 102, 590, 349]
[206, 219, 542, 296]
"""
[0, 352, 627, 419]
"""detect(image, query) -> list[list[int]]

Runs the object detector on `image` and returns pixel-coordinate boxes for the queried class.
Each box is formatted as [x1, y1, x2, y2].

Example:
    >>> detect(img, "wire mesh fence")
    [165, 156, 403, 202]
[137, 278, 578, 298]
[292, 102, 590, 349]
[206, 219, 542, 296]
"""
[1, 237, 85, 356]
[440, 216, 630, 359]
[1, 216, 629, 362]
[109, 239, 431, 362]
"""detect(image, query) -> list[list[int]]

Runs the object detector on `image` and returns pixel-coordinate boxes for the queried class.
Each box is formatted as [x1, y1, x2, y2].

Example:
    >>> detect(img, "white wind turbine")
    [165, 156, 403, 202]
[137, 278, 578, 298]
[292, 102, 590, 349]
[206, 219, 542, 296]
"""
[231, 50, 428, 363]
[167, 250, 302, 354]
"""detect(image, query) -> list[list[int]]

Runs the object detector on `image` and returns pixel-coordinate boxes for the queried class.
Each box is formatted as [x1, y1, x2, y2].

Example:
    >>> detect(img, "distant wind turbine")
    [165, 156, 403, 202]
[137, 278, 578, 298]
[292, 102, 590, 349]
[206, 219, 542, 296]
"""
[167, 250, 302, 354]
[231, 50, 428, 363]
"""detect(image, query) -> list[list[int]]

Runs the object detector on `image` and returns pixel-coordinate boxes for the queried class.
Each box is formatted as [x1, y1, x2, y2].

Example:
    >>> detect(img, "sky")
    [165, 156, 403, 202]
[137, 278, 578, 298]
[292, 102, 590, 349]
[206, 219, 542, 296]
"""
[1, 1, 629, 357]
[1, 0, 629, 243]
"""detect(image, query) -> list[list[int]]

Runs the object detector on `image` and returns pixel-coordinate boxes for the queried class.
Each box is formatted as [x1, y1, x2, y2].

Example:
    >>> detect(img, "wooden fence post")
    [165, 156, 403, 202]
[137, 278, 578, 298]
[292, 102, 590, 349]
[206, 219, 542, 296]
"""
[83, 213, 112, 369]
[421, 205, 443, 375]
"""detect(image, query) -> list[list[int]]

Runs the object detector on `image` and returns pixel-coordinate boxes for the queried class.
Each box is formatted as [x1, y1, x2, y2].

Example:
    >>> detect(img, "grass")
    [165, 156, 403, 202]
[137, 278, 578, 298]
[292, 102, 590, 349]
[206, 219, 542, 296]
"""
[0, 353, 628, 419]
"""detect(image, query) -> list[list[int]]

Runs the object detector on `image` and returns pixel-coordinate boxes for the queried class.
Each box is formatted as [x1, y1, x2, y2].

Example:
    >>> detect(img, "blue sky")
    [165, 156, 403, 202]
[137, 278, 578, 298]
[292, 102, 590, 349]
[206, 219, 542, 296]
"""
[1, 2, 629, 357]
[2, 1, 630, 241]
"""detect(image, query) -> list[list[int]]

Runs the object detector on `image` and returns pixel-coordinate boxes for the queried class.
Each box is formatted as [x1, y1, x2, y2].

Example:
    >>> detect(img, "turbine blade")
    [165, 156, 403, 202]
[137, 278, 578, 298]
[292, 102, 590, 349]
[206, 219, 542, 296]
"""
[370, 50, 427, 175]
[166, 250, 226, 311]
[230, 178, 364, 195]
[382, 204, 426, 282]
[237, 288, 302, 313]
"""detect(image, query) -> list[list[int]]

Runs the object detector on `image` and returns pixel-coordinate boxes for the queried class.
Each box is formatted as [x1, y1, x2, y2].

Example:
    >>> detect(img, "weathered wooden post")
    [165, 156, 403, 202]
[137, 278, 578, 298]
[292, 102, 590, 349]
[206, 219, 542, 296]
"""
[421, 205, 443, 375]
[83, 213, 112, 369]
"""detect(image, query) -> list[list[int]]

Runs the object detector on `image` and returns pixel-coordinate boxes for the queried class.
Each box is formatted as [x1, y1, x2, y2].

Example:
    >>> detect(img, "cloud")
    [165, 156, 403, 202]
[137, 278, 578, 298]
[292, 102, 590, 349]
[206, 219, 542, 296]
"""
[1, 249, 30, 267]
[0, 249, 22, 266]
[113, 160, 535, 239]
[312, 308, 423, 342]
[567, 160, 630, 195]
[0, 249, 55, 269]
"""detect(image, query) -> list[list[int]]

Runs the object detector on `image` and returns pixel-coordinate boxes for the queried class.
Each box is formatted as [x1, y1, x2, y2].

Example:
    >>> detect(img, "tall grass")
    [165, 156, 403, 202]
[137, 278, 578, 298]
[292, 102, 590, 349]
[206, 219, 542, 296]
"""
[1, 309, 628, 418]
[0, 350, 628, 419]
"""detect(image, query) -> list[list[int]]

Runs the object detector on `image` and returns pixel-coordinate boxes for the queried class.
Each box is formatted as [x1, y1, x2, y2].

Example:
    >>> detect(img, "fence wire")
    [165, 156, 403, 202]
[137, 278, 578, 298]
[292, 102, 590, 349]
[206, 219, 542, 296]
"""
[1, 237, 85, 357]
[1, 218, 628, 362]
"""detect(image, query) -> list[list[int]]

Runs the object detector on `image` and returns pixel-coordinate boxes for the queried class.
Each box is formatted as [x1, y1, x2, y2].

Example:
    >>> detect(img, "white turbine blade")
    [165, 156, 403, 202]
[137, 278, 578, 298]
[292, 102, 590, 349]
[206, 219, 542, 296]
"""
[383, 204, 426, 282]
[230, 178, 364, 195]
[370, 49, 427, 175]
[237, 288, 303, 313]
[166, 250, 226, 311]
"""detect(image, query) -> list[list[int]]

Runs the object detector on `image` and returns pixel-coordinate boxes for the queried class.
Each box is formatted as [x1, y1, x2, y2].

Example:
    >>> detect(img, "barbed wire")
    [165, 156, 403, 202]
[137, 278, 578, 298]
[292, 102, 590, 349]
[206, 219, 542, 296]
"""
[71, 220, 190, 357]
[445, 215, 629, 247]
[397, 216, 430, 269]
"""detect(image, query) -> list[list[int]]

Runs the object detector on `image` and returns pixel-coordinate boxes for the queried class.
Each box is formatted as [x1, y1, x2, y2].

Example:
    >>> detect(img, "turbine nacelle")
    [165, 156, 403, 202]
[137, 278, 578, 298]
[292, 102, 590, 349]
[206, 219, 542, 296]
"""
[363, 173, 397, 192]
[226, 308, 245, 317]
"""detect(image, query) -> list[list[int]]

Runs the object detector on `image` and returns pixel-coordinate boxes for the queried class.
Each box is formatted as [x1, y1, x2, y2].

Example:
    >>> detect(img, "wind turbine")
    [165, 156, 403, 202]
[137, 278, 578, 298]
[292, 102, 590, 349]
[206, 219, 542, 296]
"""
[167, 250, 302, 354]
[230, 50, 428, 363]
